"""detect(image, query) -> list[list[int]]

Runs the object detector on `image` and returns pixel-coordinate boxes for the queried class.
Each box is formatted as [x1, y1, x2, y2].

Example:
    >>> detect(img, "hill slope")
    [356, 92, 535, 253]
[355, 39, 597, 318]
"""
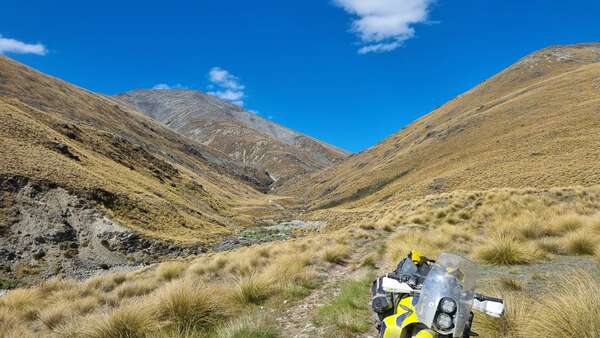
[0, 56, 284, 282]
[116, 89, 348, 181]
[279, 43, 600, 211]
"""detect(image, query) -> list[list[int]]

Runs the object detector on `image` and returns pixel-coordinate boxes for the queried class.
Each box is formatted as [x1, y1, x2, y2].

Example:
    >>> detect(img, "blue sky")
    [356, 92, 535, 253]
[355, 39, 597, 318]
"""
[1, 0, 600, 152]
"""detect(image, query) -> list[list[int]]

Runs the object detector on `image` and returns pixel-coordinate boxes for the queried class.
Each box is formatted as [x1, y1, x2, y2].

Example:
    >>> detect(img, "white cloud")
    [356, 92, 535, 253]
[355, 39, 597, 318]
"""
[333, 0, 433, 54]
[153, 83, 171, 89]
[151, 83, 185, 90]
[0, 35, 47, 55]
[207, 67, 245, 106]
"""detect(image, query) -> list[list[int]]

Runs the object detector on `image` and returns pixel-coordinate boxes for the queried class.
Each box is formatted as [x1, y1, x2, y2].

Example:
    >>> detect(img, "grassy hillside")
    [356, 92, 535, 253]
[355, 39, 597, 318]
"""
[0, 56, 278, 244]
[278, 43, 600, 212]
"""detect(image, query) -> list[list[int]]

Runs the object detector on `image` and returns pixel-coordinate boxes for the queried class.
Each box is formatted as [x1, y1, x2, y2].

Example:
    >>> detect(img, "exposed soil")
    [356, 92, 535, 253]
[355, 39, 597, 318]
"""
[0, 176, 206, 287]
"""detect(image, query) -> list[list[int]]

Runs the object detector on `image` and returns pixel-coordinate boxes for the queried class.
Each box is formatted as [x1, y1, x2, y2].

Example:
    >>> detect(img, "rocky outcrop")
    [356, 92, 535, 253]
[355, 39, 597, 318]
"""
[0, 176, 205, 286]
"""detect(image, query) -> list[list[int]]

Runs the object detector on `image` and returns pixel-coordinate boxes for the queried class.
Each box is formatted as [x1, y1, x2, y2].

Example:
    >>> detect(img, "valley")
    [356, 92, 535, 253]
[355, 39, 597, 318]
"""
[1, 43, 600, 337]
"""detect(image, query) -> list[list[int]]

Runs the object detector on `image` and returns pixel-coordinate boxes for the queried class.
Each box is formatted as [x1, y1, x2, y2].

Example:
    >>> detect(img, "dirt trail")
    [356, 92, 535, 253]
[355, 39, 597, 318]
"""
[275, 235, 386, 338]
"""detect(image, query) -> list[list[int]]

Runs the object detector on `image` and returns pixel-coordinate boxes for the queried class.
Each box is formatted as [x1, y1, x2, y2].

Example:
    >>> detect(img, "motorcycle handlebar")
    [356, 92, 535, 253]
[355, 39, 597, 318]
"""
[475, 293, 503, 304]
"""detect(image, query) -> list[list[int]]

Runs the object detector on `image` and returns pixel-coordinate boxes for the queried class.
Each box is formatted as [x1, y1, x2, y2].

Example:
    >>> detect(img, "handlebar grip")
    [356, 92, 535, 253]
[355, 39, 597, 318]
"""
[475, 293, 503, 303]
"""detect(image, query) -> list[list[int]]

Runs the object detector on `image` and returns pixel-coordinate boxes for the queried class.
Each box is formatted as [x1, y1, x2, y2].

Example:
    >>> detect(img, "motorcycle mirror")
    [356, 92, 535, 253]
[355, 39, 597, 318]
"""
[381, 277, 416, 294]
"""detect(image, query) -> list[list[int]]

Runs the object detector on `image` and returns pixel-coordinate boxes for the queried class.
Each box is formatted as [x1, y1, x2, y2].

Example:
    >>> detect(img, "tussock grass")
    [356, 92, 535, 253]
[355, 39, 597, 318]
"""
[535, 237, 562, 255]
[551, 214, 585, 234]
[38, 302, 76, 330]
[115, 279, 157, 299]
[156, 261, 186, 281]
[561, 231, 597, 255]
[215, 313, 280, 338]
[73, 303, 157, 338]
[323, 244, 350, 264]
[498, 277, 525, 291]
[523, 271, 600, 337]
[474, 291, 530, 338]
[0, 288, 41, 321]
[474, 236, 537, 265]
[232, 273, 272, 305]
[360, 254, 377, 268]
[0, 307, 20, 333]
[156, 281, 229, 333]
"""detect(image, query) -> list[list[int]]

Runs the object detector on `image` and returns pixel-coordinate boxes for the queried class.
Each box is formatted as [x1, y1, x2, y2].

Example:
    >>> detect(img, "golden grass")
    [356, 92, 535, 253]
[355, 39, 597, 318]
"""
[323, 244, 350, 264]
[523, 271, 600, 337]
[474, 291, 530, 338]
[68, 302, 158, 338]
[232, 273, 273, 306]
[156, 261, 186, 281]
[114, 278, 158, 299]
[155, 281, 229, 333]
[498, 277, 525, 291]
[473, 235, 538, 265]
[561, 231, 598, 255]
[215, 313, 280, 338]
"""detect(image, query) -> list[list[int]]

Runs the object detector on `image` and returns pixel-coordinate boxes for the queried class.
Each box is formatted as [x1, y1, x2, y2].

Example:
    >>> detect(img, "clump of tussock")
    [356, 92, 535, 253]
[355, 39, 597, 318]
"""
[523, 270, 600, 337]
[561, 231, 598, 255]
[360, 254, 377, 268]
[535, 237, 562, 254]
[0, 307, 21, 333]
[114, 278, 157, 299]
[156, 261, 186, 281]
[551, 214, 585, 234]
[262, 255, 317, 299]
[474, 235, 537, 265]
[232, 273, 272, 305]
[322, 245, 350, 264]
[474, 291, 530, 338]
[70, 302, 157, 338]
[215, 312, 280, 338]
[38, 302, 78, 330]
[498, 277, 525, 291]
[386, 230, 449, 266]
[155, 281, 229, 333]
[0, 288, 42, 321]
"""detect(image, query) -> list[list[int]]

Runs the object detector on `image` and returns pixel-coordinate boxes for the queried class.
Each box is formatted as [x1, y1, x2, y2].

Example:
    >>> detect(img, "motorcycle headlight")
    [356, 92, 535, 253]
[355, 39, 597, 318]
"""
[440, 297, 457, 314]
[435, 313, 454, 331]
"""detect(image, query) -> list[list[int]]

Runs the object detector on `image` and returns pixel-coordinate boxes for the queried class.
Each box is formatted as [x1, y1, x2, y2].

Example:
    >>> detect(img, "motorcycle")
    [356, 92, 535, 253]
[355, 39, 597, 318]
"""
[374, 252, 504, 338]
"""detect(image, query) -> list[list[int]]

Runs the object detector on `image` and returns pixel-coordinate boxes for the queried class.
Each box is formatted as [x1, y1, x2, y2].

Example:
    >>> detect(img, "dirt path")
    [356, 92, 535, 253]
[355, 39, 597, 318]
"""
[275, 234, 386, 338]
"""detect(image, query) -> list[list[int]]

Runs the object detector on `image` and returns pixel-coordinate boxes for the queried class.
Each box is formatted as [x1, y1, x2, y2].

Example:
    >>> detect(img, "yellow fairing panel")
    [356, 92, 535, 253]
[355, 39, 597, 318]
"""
[381, 295, 426, 338]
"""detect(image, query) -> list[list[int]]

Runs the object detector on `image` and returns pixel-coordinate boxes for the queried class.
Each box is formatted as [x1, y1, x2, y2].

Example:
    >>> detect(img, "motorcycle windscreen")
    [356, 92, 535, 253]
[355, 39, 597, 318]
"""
[415, 253, 476, 337]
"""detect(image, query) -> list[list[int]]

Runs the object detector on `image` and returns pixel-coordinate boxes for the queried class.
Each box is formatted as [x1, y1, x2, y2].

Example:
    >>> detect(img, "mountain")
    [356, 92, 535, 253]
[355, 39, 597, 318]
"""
[0, 56, 283, 283]
[115, 89, 348, 181]
[278, 43, 600, 211]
